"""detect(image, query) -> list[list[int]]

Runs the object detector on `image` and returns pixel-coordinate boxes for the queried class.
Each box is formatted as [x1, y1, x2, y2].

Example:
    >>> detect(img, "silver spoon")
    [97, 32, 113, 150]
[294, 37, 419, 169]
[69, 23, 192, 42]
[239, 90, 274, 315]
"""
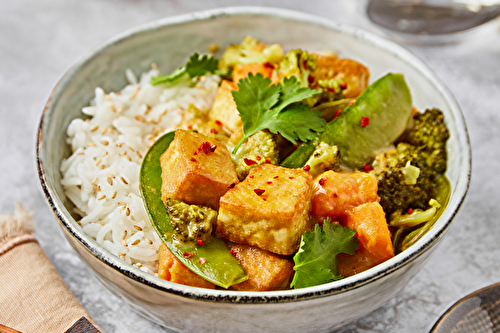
[366, 0, 500, 44]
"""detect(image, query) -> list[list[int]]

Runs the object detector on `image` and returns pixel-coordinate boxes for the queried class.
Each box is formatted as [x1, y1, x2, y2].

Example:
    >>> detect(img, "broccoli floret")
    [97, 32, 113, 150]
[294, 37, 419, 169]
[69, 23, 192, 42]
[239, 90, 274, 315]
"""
[218, 36, 284, 72]
[371, 108, 450, 217]
[305, 141, 340, 177]
[230, 131, 279, 181]
[277, 49, 317, 88]
[398, 108, 449, 174]
[165, 198, 217, 244]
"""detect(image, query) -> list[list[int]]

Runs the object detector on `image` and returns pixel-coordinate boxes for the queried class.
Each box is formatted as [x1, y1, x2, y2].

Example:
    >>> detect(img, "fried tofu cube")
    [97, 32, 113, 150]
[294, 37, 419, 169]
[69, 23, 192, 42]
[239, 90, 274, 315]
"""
[228, 243, 294, 291]
[208, 80, 242, 133]
[160, 129, 239, 210]
[216, 164, 313, 255]
[158, 243, 216, 289]
[313, 54, 370, 98]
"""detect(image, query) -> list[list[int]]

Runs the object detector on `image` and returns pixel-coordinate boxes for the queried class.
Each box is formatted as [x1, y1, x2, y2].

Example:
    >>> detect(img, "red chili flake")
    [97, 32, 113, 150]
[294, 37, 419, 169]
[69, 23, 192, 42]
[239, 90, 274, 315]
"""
[254, 189, 265, 196]
[302, 60, 308, 70]
[249, 175, 254, 179]
[256, 156, 262, 161]
[198, 257, 206, 264]
[274, 175, 279, 179]
[327, 87, 336, 94]
[408, 208, 414, 215]
[333, 192, 338, 198]
[210, 144, 217, 152]
[318, 218, 325, 227]
[244, 158, 258, 166]
[363, 163, 373, 172]
[197, 238, 205, 246]
[263, 61, 274, 69]
[215, 120, 223, 126]
[265, 158, 271, 164]
[210, 128, 218, 134]
[360, 116, 370, 128]
[289, 176, 294, 180]
[308, 74, 315, 84]
[334, 109, 342, 119]
[190, 157, 197, 162]
[183, 251, 195, 259]
[201, 141, 211, 154]
[340, 82, 348, 90]
[230, 249, 237, 257]
[303, 164, 311, 171]
[318, 177, 327, 186]
[187, 125, 193, 130]
[266, 181, 273, 185]
[262, 197, 267, 201]
[228, 182, 236, 189]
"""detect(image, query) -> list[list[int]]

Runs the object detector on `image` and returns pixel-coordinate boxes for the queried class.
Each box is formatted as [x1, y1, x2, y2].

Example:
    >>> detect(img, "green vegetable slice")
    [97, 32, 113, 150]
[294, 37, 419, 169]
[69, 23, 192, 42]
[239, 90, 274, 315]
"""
[282, 73, 412, 170]
[139, 131, 248, 288]
[399, 176, 451, 252]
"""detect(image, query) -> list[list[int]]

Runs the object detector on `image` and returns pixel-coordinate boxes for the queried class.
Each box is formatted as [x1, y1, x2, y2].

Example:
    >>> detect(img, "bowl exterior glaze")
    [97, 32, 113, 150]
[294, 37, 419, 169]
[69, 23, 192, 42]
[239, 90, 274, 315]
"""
[37, 7, 470, 333]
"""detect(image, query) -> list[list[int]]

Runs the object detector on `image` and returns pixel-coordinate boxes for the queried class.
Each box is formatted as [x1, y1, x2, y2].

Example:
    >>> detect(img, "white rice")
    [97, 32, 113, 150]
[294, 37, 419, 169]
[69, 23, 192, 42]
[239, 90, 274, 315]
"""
[60, 67, 221, 274]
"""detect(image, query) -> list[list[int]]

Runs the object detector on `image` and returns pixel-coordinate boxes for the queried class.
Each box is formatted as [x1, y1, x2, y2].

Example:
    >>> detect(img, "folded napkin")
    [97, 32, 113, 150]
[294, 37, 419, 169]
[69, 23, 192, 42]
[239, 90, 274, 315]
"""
[0, 203, 101, 333]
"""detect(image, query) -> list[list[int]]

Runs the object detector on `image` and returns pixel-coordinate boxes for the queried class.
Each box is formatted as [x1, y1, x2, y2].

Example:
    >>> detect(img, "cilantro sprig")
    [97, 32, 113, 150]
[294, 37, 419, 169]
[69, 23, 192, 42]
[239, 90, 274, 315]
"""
[231, 73, 326, 153]
[150, 53, 222, 86]
[290, 219, 359, 289]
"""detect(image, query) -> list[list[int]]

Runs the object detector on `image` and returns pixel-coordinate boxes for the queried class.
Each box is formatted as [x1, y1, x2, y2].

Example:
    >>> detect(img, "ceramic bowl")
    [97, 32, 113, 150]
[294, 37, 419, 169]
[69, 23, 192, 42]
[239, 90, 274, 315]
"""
[36, 7, 471, 333]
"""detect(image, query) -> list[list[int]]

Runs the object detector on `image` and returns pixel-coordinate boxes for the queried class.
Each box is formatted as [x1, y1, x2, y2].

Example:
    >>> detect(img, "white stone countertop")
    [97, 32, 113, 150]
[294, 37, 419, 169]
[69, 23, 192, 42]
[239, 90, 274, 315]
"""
[1, 1, 499, 332]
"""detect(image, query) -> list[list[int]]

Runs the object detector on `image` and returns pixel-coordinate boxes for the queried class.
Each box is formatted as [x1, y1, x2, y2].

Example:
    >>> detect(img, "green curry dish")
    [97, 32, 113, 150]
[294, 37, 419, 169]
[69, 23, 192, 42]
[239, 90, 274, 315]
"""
[165, 198, 217, 244]
[230, 131, 280, 181]
[218, 36, 285, 72]
[304, 140, 340, 177]
[139, 132, 248, 289]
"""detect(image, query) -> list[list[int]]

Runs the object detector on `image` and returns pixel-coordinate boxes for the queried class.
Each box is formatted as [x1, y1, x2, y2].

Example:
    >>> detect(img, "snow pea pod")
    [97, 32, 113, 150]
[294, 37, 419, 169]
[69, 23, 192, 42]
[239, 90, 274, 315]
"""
[140, 131, 248, 288]
[282, 73, 412, 170]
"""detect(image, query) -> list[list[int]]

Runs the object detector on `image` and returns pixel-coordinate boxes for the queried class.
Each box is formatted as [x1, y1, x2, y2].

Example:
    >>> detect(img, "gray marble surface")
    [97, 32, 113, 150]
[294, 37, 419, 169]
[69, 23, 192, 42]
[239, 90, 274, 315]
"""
[1, 1, 499, 332]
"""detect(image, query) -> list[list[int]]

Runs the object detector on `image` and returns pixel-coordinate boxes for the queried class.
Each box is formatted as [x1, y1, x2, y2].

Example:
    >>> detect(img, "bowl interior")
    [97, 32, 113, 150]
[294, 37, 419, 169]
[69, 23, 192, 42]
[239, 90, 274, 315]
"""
[37, 7, 470, 299]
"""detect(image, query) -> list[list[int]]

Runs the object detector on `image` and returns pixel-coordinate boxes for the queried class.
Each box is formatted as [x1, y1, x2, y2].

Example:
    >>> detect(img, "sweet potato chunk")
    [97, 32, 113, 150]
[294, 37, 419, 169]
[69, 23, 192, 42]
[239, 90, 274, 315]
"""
[216, 164, 313, 255]
[338, 202, 394, 277]
[160, 129, 239, 210]
[311, 171, 379, 219]
[208, 80, 242, 133]
[232, 62, 279, 84]
[228, 243, 294, 291]
[313, 54, 370, 98]
[157, 243, 216, 289]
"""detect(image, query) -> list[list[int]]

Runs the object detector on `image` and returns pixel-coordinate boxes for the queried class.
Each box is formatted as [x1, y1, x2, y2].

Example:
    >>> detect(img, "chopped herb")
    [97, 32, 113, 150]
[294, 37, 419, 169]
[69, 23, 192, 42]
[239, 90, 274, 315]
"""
[231, 74, 325, 153]
[150, 53, 222, 85]
[290, 219, 359, 289]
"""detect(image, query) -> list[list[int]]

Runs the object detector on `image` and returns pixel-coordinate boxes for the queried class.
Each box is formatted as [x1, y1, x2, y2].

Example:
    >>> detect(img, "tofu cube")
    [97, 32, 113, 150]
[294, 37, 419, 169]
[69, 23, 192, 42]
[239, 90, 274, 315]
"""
[208, 80, 242, 133]
[228, 242, 294, 291]
[216, 164, 313, 255]
[160, 129, 239, 210]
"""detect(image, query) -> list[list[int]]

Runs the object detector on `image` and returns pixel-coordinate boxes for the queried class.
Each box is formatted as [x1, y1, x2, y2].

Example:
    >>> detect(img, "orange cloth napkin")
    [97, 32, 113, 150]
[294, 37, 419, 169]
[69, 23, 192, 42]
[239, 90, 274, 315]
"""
[0, 203, 101, 333]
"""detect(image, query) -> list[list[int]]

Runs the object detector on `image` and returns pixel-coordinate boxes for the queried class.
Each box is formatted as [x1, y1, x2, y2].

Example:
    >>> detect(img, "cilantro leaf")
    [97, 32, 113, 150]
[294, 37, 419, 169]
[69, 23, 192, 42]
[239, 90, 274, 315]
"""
[290, 220, 359, 289]
[149, 66, 185, 85]
[231, 73, 324, 153]
[150, 53, 219, 86]
[185, 53, 219, 78]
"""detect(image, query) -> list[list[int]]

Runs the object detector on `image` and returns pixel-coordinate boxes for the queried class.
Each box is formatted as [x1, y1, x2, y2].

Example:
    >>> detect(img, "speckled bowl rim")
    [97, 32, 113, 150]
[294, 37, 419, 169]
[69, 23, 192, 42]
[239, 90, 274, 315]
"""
[37, 6, 471, 304]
